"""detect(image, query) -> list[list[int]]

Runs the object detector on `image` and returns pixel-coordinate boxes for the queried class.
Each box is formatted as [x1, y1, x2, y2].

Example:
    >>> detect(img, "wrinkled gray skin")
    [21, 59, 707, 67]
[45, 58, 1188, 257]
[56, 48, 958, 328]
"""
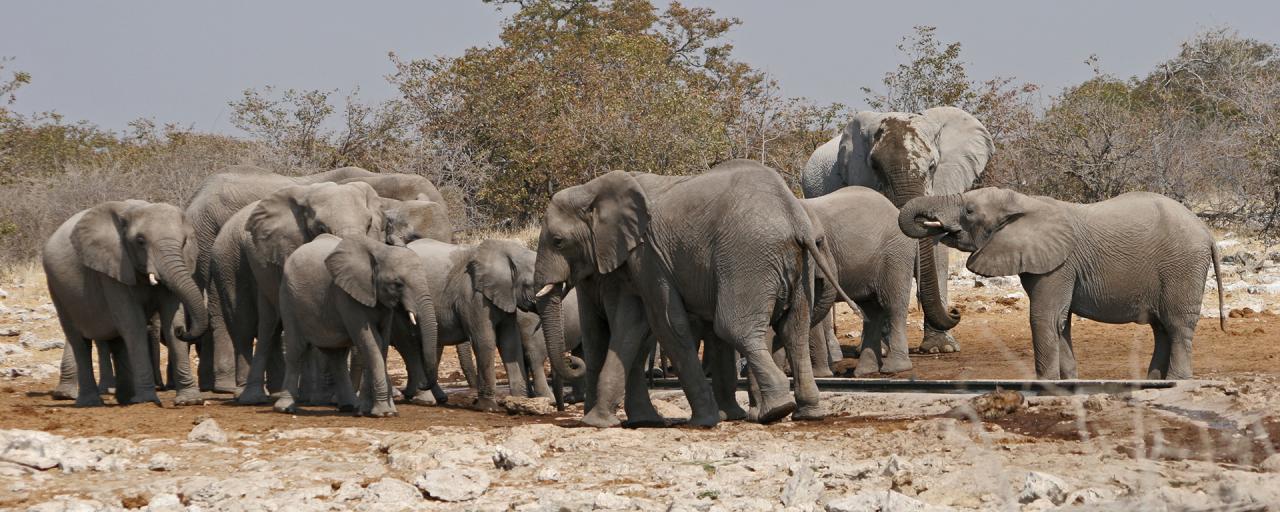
[185, 165, 376, 392]
[802, 187, 916, 377]
[801, 107, 993, 354]
[43, 201, 208, 406]
[341, 173, 447, 205]
[210, 182, 387, 405]
[899, 188, 1225, 379]
[274, 235, 438, 416]
[382, 198, 453, 246]
[403, 239, 550, 412]
[534, 160, 856, 427]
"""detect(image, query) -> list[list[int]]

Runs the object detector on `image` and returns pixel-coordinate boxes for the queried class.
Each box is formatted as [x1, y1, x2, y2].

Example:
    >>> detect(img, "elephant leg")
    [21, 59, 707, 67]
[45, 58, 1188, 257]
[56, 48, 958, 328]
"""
[462, 316, 503, 413]
[881, 296, 912, 375]
[496, 319, 529, 399]
[148, 314, 164, 390]
[207, 276, 242, 394]
[236, 294, 280, 405]
[324, 348, 358, 413]
[917, 244, 959, 354]
[272, 319, 304, 414]
[1022, 274, 1073, 380]
[1059, 313, 1078, 379]
[809, 309, 834, 378]
[96, 340, 116, 394]
[619, 323, 663, 427]
[53, 340, 81, 399]
[160, 299, 202, 406]
[704, 336, 747, 421]
[644, 286, 718, 428]
[826, 313, 843, 366]
[577, 299, 610, 415]
[265, 335, 285, 394]
[713, 301, 791, 424]
[105, 339, 137, 405]
[1163, 314, 1197, 380]
[389, 327, 434, 405]
[104, 294, 160, 405]
[54, 304, 101, 406]
[1147, 322, 1171, 380]
[455, 341, 479, 389]
[342, 314, 395, 417]
[780, 292, 822, 421]
[517, 313, 554, 398]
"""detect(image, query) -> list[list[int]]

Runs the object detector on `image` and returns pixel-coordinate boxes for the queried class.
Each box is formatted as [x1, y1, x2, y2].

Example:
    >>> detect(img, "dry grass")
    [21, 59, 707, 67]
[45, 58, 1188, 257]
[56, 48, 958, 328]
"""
[456, 222, 541, 250]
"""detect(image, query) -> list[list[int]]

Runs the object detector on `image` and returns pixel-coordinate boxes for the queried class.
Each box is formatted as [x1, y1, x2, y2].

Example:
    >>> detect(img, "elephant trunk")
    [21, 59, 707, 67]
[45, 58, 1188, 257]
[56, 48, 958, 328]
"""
[155, 240, 208, 341]
[898, 195, 962, 239]
[882, 168, 961, 331]
[410, 281, 440, 388]
[537, 286, 586, 381]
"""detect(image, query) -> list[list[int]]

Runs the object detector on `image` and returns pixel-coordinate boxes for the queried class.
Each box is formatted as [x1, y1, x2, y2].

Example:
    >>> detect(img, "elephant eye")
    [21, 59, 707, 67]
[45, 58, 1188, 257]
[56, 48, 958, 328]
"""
[135, 234, 146, 245]
[552, 235, 565, 248]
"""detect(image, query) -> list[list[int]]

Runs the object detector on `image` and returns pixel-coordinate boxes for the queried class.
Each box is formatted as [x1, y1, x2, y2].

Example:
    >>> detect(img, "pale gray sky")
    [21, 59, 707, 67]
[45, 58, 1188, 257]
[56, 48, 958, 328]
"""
[3, 1, 1277, 134]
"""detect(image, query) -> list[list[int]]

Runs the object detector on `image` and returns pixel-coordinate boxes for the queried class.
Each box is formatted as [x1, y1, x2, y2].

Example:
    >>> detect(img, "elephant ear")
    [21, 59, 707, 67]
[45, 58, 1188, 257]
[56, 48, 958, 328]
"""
[967, 193, 1074, 277]
[71, 201, 138, 285]
[586, 171, 649, 274]
[347, 181, 388, 241]
[469, 240, 517, 313]
[325, 237, 377, 307]
[920, 106, 994, 195]
[246, 186, 308, 266]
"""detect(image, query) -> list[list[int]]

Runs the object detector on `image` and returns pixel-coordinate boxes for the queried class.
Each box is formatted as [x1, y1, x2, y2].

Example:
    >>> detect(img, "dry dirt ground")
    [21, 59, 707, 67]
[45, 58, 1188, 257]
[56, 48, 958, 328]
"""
[1, 239, 1279, 511]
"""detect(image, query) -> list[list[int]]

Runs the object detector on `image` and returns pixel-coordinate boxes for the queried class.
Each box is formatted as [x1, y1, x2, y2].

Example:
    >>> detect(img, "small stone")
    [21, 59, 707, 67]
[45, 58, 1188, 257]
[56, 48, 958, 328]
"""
[1019, 471, 1070, 504]
[825, 490, 935, 512]
[780, 462, 821, 507]
[1064, 488, 1111, 505]
[147, 453, 178, 472]
[493, 444, 535, 470]
[366, 477, 423, 504]
[1261, 454, 1280, 473]
[0, 289, 8, 298]
[499, 396, 557, 415]
[416, 467, 491, 502]
[0, 328, 17, 337]
[594, 492, 632, 510]
[0, 429, 66, 470]
[536, 467, 560, 482]
[19, 333, 63, 351]
[187, 419, 228, 444]
[146, 493, 184, 512]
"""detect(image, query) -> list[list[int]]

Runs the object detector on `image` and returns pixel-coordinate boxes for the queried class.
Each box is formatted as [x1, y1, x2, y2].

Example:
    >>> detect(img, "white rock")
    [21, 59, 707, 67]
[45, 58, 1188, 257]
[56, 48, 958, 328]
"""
[500, 396, 557, 415]
[826, 490, 941, 512]
[416, 467, 491, 502]
[0, 429, 66, 470]
[0, 328, 17, 337]
[493, 444, 535, 470]
[0, 343, 26, 356]
[0, 288, 8, 298]
[781, 463, 822, 507]
[594, 492, 632, 510]
[24, 497, 111, 512]
[187, 419, 227, 444]
[19, 332, 63, 351]
[146, 493, 184, 512]
[1018, 471, 1070, 505]
[536, 467, 561, 482]
[1261, 454, 1280, 473]
[883, 454, 912, 476]
[0, 460, 36, 477]
[148, 452, 178, 472]
[366, 477, 423, 504]
[1063, 488, 1112, 505]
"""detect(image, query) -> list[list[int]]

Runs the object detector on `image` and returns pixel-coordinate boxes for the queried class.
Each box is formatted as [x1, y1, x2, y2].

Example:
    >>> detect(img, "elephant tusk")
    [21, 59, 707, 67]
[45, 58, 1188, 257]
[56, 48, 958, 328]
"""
[408, 312, 417, 326]
[148, 273, 160, 286]
[535, 283, 557, 298]
[922, 221, 943, 228]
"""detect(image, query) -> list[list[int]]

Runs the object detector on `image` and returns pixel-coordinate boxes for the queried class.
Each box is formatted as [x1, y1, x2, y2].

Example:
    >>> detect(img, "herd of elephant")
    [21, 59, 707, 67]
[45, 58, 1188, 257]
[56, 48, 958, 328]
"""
[40, 106, 1225, 426]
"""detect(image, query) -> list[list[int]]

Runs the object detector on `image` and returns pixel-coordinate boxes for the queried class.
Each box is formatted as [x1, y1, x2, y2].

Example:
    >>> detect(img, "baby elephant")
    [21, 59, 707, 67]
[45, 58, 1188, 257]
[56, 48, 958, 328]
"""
[899, 188, 1224, 380]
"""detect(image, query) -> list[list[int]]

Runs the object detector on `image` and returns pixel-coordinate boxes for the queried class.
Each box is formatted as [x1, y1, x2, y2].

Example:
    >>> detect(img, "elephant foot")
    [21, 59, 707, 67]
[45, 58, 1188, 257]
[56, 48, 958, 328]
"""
[749, 395, 797, 424]
[562, 390, 583, 405]
[210, 379, 239, 394]
[719, 402, 748, 422]
[581, 409, 623, 428]
[880, 354, 913, 375]
[622, 416, 668, 428]
[791, 404, 826, 421]
[74, 394, 105, 407]
[914, 330, 959, 354]
[273, 397, 298, 414]
[367, 401, 398, 418]
[853, 351, 882, 378]
[173, 390, 205, 406]
[52, 384, 77, 400]
[336, 403, 357, 413]
[391, 387, 404, 401]
[235, 386, 272, 405]
[474, 397, 503, 413]
[121, 394, 163, 407]
[687, 411, 720, 428]
[813, 365, 834, 378]
[408, 391, 438, 406]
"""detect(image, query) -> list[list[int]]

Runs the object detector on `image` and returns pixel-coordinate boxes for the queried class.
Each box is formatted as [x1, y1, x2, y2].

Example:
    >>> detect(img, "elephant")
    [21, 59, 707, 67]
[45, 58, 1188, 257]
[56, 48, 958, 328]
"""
[42, 200, 208, 406]
[533, 160, 856, 427]
[208, 182, 386, 405]
[801, 107, 994, 354]
[801, 187, 916, 377]
[185, 165, 376, 392]
[400, 238, 553, 411]
[341, 173, 447, 205]
[898, 187, 1225, 379]
[382, 198, 453, 245]
[274, 234, 439, 416]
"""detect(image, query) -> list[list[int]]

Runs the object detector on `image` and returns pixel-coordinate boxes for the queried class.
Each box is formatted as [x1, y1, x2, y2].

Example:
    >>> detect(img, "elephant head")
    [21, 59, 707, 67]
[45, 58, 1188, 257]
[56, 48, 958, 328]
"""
[383, 198, 453, 246]
[533, 170, 648, 380]
[468, 239, 538, 314]
[324, 236, 441, 385]
[898, 188, 1074, 277]
[71, 201, 207, 341]
[838, 107, 994, 330]
[246, 181, 387, 266]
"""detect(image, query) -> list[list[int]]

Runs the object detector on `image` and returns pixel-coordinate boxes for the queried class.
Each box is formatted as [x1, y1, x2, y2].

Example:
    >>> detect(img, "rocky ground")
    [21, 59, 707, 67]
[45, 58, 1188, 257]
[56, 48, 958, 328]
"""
[1, 236, 1278, 511]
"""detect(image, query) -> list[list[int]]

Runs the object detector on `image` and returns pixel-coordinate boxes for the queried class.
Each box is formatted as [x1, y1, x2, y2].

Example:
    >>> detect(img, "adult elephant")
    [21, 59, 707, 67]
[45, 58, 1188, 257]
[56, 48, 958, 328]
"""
[211, 182, 386, 404]
[400, 239, 553, 411]
[274, 235, 439, 416]
[534, 160, 855, 427]
[800, 106, 993, 354]
[185, 165, 376, 392]
[43, 200, 207, 406]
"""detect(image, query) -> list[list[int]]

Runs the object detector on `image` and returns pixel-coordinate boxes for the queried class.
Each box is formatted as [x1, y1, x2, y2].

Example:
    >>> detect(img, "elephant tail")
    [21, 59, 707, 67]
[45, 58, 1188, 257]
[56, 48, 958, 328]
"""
[1211, 238, 1225, 332]
[799, 235, 859, 318]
